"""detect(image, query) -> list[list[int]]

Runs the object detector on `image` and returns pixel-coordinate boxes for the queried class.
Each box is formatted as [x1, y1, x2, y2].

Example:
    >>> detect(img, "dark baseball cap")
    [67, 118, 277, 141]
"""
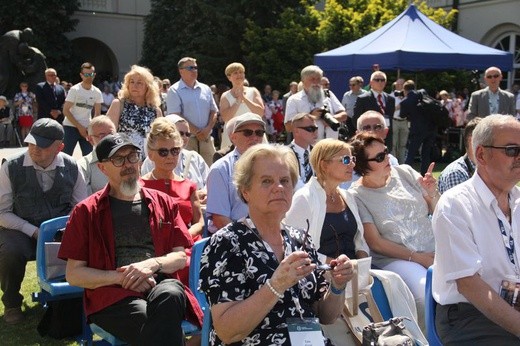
[95, 133, 140, 162]
[24, 118, 64, 148]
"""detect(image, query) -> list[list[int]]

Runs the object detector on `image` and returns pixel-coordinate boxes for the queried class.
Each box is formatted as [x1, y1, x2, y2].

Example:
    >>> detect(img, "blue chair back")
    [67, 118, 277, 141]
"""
[425, 266, 443, 346]
[34, 215, 83, 301]
[189, 238, 211, 346]
[371, 276, 393, 320]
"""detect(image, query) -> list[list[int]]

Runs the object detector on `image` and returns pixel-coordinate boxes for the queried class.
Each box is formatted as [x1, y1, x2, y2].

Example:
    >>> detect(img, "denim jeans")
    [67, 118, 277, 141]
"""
[63, 126, 92, 156]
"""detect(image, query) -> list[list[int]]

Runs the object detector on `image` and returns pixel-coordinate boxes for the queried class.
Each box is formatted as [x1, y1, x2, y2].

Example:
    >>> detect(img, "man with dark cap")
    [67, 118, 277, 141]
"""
[58, 133, 203, 344]
[0, 118, 87, 324]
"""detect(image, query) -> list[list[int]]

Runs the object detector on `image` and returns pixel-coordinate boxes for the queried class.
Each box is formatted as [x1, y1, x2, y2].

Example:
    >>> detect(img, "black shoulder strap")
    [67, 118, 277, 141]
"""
[463, 155, 474, 177]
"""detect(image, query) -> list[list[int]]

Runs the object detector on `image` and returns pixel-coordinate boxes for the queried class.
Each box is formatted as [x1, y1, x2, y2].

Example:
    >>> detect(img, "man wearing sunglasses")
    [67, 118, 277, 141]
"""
[341, 76, 367, 139]
[288, 112, 318, 189]
[433, 114, 520, 344]
[58, 133, 203, 344]
[206, 113, 265, 233]
[353, 71, 395, 152]
[62, 62, 103, 156]
[467, 66, 515, 120]
[166, 57, 218, 167]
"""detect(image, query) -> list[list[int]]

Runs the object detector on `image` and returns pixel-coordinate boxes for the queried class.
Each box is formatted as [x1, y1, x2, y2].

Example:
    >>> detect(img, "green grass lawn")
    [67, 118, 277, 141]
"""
[0, 161, 447, 345]
[0, 262, 80, 345]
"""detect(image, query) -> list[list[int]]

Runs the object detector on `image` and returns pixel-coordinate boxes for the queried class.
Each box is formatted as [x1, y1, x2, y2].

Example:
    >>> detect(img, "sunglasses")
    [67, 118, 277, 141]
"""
[83, 72, 96, 77]
[178, 131, 191, 137]
[302, 219, 335, 271]
[367, 147, 389, 163]
[483, 145, 520, 157]
[151, 147, 181, 157]
[235, 129, 265, 137]
[360, 123, 385, 132]
[485, 74, 500, 79]
[181, 66, 198, 71]
[349, 83, 358, 87]
[298, 126, 318, 133]
[330, 155, 356, 165]
[372, 78, 386, 82]
[107, 152, 140, 167]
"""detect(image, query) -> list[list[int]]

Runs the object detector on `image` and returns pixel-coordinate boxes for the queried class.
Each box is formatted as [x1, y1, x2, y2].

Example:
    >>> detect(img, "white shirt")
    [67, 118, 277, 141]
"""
[288, 141, 310, 187]
[432, 173, 520, 305]
[63, 83, 103, 128]
[0, 151, 88, 237]
[285, 89, 345, 140]
[77, 150, 108, 195]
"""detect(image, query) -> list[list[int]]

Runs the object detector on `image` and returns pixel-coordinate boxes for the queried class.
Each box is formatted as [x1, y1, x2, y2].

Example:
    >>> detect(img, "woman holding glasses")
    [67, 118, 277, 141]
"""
[141, 117, 204, 285]
[349, 132, 438, 325]
[200, 144, 354, 345]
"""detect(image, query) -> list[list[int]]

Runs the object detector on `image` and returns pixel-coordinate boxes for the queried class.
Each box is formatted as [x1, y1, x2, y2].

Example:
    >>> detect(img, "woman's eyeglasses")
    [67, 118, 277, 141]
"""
[106, 152, 140, 167]
[178, 131, 191, 137]
[298, 126, 319, 133]
[151, 147, 181, 157]
[329, 155, 356, 165]
[235, 129, 265, 137]
[483, 145, 520, 157]
[367, 147, 389, 163]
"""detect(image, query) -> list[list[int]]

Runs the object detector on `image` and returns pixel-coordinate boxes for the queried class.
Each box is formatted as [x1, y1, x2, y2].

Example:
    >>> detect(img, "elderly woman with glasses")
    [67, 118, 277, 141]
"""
[219, 62, 264, 148]
[349, 132, 438, 324]
[200, 144, 354, 345]
[141, 117, 204, 286]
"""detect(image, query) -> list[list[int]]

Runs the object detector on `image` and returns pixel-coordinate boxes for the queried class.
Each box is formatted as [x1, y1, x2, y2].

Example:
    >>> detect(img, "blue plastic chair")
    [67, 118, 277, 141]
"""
[371, 276, 393, 321]
[189, 238, 211, 346]
[425, 266, 443, 346]
[32, 215, 91, 343]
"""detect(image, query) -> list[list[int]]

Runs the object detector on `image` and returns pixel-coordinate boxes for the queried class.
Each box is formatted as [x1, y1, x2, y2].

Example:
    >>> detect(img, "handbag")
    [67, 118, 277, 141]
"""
[362, 317, 414, 346]
[341, 258, 384, 345]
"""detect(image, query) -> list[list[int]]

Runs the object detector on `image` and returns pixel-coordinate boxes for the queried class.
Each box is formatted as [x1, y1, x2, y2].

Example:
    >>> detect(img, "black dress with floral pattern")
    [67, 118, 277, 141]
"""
[117, 99, 158, 151]
[199, 218, 330, 346]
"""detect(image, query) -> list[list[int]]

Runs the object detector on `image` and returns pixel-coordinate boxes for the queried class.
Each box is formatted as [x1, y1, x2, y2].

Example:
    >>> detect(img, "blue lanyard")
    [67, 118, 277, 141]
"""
[498, 218, 517, 271]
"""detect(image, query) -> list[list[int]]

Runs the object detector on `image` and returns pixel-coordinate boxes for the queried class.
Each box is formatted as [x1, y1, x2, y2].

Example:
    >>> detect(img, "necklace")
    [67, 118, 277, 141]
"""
[150, 170, 158, 180]
[327, 189, 337, 203]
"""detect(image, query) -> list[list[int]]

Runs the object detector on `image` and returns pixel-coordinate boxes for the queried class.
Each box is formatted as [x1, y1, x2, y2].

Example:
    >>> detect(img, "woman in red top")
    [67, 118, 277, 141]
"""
[141, 117, 204, 285]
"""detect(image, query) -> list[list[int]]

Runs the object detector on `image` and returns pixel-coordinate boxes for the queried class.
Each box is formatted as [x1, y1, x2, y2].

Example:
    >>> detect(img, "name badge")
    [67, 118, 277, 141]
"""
[287, 317, 325, 345]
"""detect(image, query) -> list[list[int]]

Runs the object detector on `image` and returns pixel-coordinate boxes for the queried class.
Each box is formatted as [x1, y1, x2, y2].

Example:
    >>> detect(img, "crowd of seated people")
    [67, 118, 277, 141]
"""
[3, 62, 518, 346]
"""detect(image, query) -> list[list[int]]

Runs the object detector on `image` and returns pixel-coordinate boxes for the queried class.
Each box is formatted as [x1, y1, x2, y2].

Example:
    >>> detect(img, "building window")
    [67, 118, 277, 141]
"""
[494, 34, 520, 89]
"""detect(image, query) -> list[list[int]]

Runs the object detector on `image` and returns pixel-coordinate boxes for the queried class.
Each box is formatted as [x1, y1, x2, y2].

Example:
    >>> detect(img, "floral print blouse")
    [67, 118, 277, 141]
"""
[199, 218, 329, 346]
[117, 99, 158, 151]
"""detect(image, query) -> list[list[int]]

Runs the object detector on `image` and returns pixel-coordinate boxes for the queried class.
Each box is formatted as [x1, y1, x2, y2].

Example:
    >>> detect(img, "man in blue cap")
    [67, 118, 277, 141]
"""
[0, 118, 87, 324]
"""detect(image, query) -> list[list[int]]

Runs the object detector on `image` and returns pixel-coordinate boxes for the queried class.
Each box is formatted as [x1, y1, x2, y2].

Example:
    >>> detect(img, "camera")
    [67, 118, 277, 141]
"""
[318, 105, 340, 131]
[394, 90, 404, 97]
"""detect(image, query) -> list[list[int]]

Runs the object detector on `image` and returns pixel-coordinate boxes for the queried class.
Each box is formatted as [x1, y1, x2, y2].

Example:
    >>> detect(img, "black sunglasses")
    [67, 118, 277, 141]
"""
[181, 66, 198, 71]
[367, 147, 389, 163]
[107, 152, 141, 167]
[485, 74, 500, 79]
[235, 129, 265, 137]
[372, 78, 386, 82]
[298, 126, 318, 133]
[151, 147, 181, 157]
[483, 145, 520, 157]
[178, 131, 191, 137]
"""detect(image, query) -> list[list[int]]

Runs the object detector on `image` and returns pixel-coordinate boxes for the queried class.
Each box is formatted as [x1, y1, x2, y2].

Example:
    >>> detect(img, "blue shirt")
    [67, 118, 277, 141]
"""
[206, 148, 248, 232]
[437, 155, 475, 194]
[166, 79, 218, 129]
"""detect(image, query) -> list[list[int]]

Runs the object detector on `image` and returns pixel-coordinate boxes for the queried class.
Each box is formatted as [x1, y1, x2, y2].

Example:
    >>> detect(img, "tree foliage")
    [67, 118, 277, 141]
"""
[0, 0, 80, 80]
[142, 0, 458, 92]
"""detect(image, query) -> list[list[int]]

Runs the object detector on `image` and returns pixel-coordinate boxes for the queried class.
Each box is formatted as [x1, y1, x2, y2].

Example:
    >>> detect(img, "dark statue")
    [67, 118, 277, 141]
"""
[0, 28, 47, 98]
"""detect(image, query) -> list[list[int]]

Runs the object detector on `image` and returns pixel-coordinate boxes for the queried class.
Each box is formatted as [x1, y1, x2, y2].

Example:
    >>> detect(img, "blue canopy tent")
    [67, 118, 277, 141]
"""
[315, 4, 514, 96]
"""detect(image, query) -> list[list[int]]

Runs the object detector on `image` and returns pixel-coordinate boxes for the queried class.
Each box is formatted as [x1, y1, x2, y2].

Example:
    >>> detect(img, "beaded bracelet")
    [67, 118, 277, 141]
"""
[408, 250, 416, 262]
[330, 284, 345, 295]
[266, 279, 284, 299]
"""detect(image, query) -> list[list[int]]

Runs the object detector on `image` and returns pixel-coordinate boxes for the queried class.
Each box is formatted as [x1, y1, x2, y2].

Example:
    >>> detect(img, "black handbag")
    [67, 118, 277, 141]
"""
[361, 317, 414, 346]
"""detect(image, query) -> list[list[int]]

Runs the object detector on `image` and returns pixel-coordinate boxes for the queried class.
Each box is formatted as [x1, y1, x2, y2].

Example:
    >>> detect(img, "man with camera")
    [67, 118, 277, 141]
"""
[285, 65, 346, 141]
[353, 71, 395, 151]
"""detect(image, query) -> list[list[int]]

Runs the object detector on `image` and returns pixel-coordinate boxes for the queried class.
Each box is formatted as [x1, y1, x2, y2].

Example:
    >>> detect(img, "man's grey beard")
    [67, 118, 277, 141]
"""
[120, 177, 140, 197]
[307, 85, 323, 104]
